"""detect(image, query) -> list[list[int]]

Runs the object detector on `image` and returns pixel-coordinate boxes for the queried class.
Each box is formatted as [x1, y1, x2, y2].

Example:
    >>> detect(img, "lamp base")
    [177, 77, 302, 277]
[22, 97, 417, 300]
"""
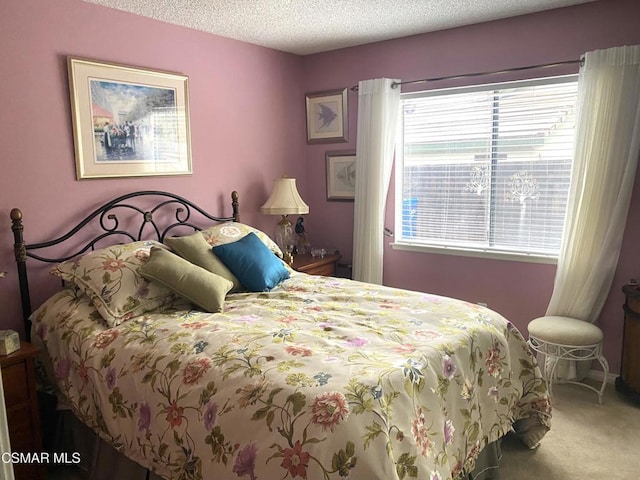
[275, 215, 296, 255]
[282, 251, 294, 266]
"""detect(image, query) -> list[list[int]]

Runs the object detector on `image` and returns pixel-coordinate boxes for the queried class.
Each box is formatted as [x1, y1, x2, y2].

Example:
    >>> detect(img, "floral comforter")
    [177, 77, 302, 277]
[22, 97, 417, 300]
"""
[32, 273, 551, 480]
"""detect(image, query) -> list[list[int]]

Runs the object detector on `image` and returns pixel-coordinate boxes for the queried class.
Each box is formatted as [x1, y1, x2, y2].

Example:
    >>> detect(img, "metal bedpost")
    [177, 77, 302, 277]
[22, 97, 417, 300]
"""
[10, 208, 32, 340]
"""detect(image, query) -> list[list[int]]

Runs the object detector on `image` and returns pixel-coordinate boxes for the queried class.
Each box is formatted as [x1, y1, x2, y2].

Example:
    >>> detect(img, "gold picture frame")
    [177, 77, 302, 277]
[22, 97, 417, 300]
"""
[326, 150, 356, 200]
[305, 88, 348, 144]
[68, 57, 192, 179]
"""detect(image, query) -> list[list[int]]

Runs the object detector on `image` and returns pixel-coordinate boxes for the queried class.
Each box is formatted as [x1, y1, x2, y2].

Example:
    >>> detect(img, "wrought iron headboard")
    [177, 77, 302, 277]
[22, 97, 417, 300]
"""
[11, 190, 239, 339]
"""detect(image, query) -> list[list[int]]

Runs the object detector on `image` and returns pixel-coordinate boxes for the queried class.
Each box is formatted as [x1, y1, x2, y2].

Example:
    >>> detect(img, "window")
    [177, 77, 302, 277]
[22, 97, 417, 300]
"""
[396, 76, 578, 260]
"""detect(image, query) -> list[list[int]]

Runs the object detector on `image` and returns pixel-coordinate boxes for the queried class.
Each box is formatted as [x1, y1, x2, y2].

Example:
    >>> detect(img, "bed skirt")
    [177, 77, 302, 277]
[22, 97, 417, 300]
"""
[50, 407, 501, 480]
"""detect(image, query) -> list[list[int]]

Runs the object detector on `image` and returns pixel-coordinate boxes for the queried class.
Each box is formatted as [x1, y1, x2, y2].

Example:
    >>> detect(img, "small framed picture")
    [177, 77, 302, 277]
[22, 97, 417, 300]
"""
[326, 151, 356, 200]
[305, 88, 348, 144]
[68, 57, 192, 179]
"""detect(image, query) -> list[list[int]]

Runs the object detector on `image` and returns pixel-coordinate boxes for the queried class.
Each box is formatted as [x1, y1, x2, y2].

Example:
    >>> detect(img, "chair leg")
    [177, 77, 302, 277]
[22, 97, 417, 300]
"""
[596, 354, 609, 405]
[545, 355, 560, 397]
[529, 337, 608, 404]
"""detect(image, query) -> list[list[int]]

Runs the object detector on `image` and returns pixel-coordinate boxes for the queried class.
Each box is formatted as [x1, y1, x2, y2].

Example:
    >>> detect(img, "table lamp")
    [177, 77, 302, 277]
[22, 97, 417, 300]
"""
[261, 177, 309, 255]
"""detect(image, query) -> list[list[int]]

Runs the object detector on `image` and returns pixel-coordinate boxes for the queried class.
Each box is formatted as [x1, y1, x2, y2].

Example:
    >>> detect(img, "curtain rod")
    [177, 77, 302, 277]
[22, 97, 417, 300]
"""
[350, 58, 584, 91]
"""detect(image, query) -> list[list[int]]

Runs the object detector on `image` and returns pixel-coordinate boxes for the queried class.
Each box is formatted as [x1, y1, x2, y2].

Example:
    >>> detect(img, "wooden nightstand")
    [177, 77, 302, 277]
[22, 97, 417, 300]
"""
[1, 341, 44, 480]
[292, 253, 341, 276]
[617, 284, 640, 403]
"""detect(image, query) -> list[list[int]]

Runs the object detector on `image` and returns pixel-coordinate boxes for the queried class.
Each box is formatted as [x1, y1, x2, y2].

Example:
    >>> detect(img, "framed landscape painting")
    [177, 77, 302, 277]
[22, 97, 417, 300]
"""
[305, 88, 348, 144]
[68, 57, 192, 179]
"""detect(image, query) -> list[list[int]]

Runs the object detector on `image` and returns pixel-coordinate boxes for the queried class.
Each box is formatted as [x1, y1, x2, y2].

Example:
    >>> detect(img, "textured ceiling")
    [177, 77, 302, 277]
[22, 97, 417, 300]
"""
[83, 0, 595, 55]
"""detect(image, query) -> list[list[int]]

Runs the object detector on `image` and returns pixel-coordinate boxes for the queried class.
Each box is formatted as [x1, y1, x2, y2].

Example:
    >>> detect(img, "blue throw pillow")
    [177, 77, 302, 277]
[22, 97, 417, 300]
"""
[212, 232, 290, 292]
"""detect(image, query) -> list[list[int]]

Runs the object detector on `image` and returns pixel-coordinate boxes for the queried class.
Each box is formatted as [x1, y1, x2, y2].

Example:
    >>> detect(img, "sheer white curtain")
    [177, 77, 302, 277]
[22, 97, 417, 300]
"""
[547, 45, 640, 323]
[352, 78, 400, 284]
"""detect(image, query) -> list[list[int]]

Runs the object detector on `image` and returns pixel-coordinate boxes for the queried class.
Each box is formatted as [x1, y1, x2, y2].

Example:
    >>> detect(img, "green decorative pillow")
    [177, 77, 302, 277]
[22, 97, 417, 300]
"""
[212, 232, 290, 292]
[164, 232, 242, 292]
[201, 222, 282, 258]
[139, 247, 233, 313]
[50, 241, 175, 327]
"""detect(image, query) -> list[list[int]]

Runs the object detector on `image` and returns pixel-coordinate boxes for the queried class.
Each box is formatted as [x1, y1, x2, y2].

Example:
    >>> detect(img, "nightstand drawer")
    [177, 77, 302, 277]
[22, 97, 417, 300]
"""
[7, 403, 35, 449]
[304, 262, 336, 276]
[293, 253, 341, 277]
[2, 361, 29, 406]
[0, 341, 45, 480]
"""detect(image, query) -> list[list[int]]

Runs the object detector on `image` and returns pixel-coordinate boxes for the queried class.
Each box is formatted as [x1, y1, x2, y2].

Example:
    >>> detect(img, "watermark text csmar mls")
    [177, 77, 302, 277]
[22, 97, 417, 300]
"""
[1, 451, 81, 464]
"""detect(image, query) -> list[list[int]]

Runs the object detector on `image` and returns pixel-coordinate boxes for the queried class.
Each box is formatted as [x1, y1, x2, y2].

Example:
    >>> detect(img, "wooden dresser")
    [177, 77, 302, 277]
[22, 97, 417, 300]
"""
[292, 253, 341, 276]
[1, 341, 44, 480]
[617, 284, 640, 403]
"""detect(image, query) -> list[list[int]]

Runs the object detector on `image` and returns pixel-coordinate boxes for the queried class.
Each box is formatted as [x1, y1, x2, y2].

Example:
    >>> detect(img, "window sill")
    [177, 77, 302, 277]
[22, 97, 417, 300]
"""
[390, 242, 558, 265]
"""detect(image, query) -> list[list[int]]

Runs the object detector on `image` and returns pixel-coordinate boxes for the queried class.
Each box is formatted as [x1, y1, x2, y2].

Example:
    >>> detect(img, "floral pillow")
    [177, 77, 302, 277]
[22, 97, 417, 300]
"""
[201, 222, 282, 258]
[50, 241, 175, 327]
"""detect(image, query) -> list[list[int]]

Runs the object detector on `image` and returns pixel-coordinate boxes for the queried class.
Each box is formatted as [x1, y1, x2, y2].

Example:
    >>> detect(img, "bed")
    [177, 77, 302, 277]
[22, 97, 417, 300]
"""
[10, 190, 551, 480]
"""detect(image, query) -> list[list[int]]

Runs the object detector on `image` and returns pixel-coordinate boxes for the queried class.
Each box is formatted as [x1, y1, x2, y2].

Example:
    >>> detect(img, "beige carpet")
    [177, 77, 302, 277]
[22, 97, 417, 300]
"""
[500, 381, 640, 479]
[46, 382, 640, 480]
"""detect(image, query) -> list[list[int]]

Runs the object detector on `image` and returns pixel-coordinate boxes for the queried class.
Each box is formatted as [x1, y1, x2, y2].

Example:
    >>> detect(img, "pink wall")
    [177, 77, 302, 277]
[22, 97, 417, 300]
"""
[0, 0, 305, 334]
[1, 0, 638, 376]
[301, 0, 640, 374]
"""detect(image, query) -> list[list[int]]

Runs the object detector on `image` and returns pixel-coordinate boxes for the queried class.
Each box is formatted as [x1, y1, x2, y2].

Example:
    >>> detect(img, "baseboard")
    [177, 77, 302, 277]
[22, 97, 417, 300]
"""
[587, 369, 617, 385]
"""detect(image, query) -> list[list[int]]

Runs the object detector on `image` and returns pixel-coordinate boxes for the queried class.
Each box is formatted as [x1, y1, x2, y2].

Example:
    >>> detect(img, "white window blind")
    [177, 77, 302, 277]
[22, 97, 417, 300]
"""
[397, 76, 578, 258]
